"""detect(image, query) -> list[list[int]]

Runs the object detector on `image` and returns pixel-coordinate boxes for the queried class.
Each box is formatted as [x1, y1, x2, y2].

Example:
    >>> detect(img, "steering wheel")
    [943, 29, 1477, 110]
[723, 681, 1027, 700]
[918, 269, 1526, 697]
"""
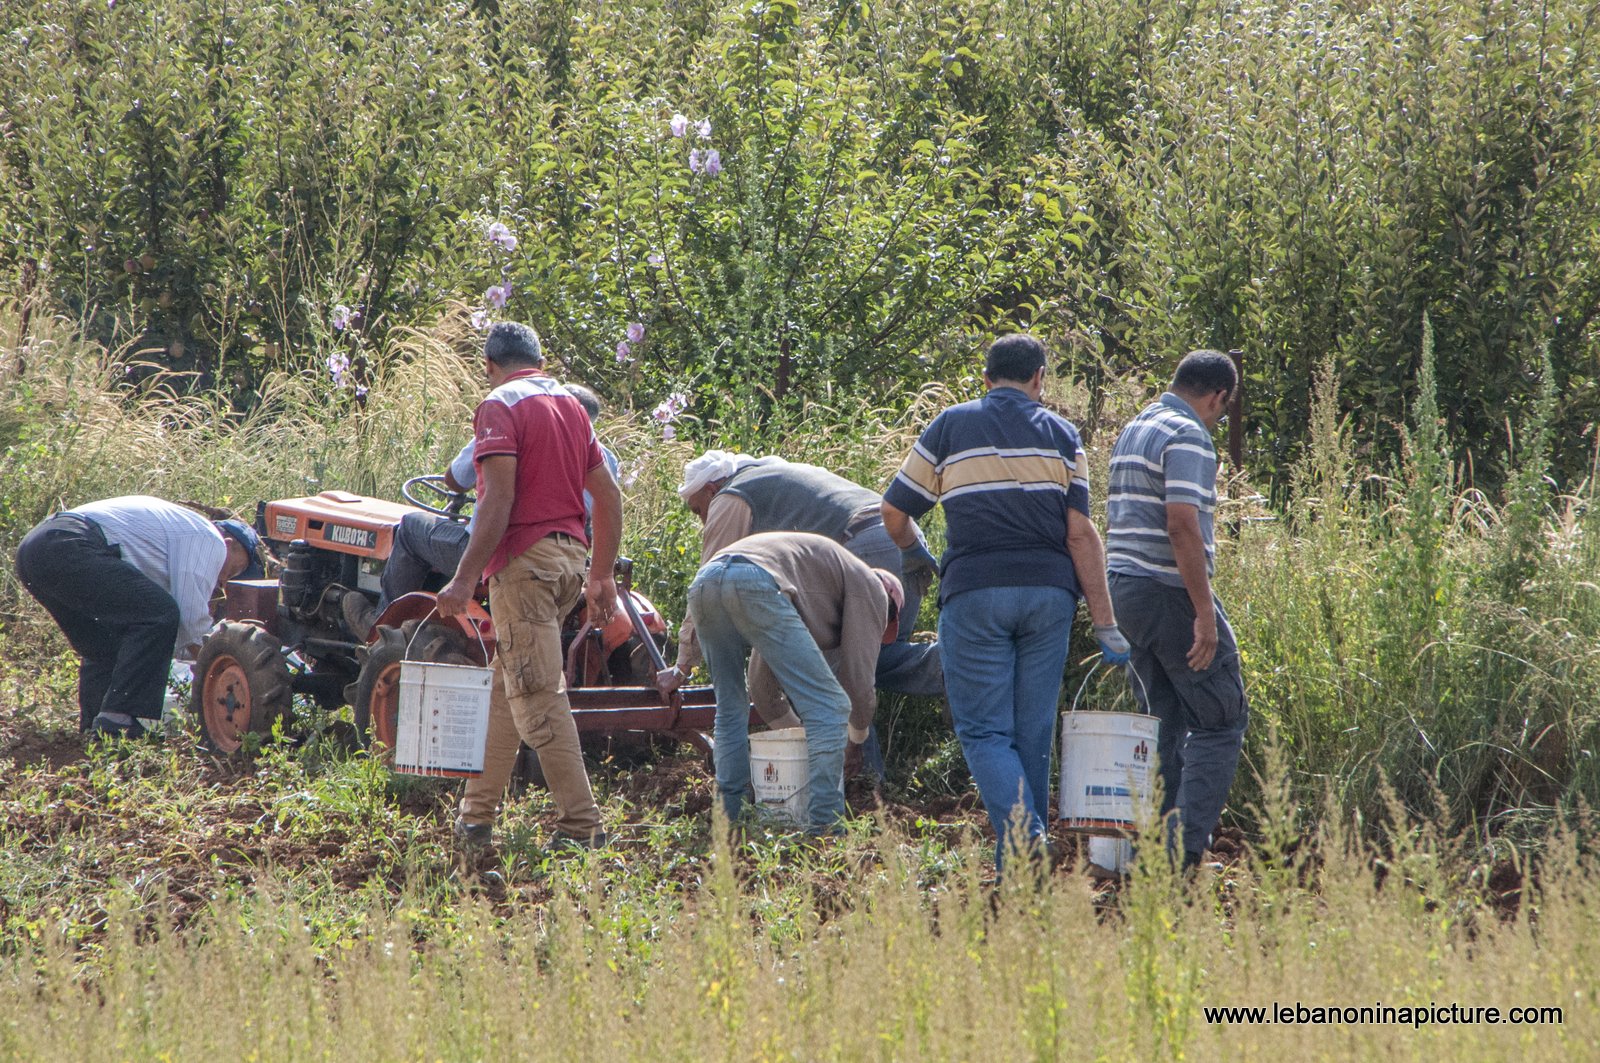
[402, 475, 474, 521]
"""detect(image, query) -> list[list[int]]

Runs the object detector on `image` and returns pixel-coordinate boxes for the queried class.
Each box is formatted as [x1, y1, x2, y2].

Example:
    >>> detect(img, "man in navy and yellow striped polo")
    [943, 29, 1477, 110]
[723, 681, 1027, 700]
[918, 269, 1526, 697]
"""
[882, 334, 1129, 869]
[1106, 349, 1249, 872]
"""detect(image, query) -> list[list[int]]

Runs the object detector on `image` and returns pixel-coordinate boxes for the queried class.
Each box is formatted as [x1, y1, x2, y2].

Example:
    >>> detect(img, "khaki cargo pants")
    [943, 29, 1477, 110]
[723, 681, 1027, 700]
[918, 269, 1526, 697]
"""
[459, 534, 603, 839]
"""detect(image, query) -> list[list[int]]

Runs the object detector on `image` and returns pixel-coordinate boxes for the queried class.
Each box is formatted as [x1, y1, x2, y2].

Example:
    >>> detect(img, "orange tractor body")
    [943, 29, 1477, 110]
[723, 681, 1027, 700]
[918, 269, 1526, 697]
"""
[190, 488, 717, 762]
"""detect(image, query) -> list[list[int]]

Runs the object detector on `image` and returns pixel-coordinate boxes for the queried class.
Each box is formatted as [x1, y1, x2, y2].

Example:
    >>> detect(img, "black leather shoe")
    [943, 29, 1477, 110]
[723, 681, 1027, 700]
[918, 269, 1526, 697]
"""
[89, 715, 160, 740]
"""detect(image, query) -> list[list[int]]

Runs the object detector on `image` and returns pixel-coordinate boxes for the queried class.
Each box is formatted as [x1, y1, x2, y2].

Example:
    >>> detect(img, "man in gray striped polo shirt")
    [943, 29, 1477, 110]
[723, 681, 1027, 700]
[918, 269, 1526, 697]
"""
[1106, 350, 1249, 871]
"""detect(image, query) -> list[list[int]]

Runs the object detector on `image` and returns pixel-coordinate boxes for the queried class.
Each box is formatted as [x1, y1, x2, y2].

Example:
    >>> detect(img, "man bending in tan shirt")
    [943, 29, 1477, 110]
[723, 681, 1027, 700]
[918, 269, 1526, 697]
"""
[686, 531, 902, 835]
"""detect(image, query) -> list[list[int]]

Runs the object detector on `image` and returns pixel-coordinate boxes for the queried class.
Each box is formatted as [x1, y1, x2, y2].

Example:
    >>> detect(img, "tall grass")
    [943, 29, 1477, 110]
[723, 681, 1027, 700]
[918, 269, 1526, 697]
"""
[0, 804, 1593, 1061]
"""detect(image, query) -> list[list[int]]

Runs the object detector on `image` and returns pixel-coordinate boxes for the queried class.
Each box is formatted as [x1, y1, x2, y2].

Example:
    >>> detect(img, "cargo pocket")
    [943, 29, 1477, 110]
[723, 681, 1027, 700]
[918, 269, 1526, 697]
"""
[1184, 656, 1247, 733]
[497, 617, 565, 700]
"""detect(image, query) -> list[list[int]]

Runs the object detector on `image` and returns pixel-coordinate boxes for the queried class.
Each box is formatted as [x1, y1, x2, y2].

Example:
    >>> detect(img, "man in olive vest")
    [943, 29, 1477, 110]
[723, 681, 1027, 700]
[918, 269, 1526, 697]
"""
[655, 453, 941, 774]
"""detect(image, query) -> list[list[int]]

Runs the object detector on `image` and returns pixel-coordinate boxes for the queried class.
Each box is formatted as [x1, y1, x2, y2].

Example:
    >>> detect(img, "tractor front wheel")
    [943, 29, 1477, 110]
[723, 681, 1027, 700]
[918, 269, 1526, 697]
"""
[191, 623, 292, 754]
[353, 620, 471, 759]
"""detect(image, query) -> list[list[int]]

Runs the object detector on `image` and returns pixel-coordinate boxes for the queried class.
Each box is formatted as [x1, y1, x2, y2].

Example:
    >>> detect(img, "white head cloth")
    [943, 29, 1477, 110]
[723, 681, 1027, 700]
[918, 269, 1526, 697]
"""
[678, 450, 766, 502]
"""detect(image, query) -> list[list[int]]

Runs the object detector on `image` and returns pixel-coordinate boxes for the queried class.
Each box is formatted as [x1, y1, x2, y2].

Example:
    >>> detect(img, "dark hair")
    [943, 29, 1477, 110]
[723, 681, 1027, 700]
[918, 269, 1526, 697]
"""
[564, 383, 603, 422]
[483, 322, 545, 368]
[1171, 349, 1237, 397]
[984, 334, 1047, 384]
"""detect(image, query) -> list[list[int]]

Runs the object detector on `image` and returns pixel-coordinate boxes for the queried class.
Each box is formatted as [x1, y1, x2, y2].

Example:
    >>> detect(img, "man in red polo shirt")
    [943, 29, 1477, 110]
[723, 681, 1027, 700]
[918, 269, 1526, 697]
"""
[437, 322, 622, 851]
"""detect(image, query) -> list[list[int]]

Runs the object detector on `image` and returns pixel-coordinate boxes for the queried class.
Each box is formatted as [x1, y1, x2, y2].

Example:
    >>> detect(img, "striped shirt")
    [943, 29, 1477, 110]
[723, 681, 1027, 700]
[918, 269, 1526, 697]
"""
[1105, 392, 1218, 586]
[64, 495, 227, 653]
[883, 387, 1091, 604]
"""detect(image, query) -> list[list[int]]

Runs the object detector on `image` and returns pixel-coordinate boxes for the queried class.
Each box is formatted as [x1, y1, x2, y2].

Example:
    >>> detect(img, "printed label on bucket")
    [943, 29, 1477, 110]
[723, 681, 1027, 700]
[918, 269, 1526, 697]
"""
[1079, 782, 1133, 811]
[396, 663, 493, 777]
[757, 758, 803, 800]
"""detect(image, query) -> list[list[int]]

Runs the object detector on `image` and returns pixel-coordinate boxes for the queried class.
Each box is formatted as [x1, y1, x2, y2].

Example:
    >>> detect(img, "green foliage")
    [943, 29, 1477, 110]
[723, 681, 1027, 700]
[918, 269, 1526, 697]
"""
[1227, 319, 1600, 839]
[4, 0, 1598, 478]
[1080, 0, 1600, 487]
[0, 0, 496, 384]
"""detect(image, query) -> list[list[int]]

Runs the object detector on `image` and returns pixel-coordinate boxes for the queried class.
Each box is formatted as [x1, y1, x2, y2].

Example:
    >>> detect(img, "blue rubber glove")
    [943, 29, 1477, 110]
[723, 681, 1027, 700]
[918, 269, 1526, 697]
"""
[899, 540, 938, 599]
[1094, 624, 1132, 665]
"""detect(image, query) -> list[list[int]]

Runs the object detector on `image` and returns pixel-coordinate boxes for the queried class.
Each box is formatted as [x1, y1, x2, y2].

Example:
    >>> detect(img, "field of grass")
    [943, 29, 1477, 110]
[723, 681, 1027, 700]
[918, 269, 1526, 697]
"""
[1, 733, 1594, 1059]
[2, 310, 1598, 1057]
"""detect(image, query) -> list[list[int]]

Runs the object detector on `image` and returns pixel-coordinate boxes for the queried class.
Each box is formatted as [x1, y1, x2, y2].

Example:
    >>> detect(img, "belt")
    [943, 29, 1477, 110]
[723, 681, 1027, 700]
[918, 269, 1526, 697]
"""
[47, 512, 111, 546]
[840, 511, 883, 543]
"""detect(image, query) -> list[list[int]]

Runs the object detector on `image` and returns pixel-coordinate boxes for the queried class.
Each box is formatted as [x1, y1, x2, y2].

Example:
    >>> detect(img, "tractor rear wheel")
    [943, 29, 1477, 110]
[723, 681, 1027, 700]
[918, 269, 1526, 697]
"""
[353, 619, 471, 759]
[191, 622, 292, 754]
[606, 633, 666, 685]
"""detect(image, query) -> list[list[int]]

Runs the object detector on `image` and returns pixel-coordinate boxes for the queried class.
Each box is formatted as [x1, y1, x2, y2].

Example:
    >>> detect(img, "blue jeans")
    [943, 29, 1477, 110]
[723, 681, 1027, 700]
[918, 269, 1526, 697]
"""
[842, 521, 943, 697]
[838, 521, 944, 778]
[379, 511, 471, 610]
[939, 585, 1076, 864]
[688, 556, 851, 833]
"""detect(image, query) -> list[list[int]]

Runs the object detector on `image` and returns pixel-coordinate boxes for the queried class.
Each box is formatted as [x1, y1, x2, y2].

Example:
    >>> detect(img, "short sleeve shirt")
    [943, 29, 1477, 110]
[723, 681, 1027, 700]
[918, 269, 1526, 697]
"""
[1105, 392, 1218, 586]
[473, 369, 604, 577]
[881, 387, 1091, 604]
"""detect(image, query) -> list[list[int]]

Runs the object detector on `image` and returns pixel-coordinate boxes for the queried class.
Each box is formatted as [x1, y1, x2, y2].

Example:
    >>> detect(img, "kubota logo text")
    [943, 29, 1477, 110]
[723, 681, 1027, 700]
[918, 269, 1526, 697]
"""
[325, 524, 376, 549]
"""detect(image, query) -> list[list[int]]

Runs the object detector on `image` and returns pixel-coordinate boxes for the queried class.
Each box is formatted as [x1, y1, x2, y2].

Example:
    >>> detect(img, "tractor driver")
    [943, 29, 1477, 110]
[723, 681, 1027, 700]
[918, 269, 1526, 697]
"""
[15, 495, 263, 739]
[435, 322, 623, 853]
[342, 384, 618, 640]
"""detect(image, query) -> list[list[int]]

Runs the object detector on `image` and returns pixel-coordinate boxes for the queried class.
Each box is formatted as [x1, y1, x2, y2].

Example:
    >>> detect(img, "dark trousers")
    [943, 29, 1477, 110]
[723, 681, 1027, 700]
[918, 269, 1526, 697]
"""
[838, 520, 945, 779]
[843, 521, 944, 697]
[1109, 572, 1249, 859]
[16, 514, 180, 729]
[378, 511, 472, 610]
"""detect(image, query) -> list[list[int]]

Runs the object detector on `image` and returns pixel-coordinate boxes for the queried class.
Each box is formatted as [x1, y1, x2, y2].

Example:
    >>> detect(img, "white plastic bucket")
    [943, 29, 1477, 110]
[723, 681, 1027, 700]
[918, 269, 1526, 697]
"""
[1058, 710, 1160, 834]
[748, 728, 811, 825]
[395, 659, 494, 777]
[1087, 835, 1134, 876]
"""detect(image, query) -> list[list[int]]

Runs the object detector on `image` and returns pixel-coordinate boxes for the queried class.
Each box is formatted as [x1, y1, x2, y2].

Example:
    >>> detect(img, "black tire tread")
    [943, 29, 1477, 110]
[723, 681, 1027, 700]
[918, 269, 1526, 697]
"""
[352, 620, 471, 749]
[191, 622, 291, 752]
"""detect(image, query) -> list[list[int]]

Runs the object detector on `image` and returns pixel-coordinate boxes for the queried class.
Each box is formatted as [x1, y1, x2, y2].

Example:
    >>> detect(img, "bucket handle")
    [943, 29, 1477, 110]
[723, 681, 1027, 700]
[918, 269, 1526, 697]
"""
[1068, 657, 1154, 717]
[405, 606, 490, 664]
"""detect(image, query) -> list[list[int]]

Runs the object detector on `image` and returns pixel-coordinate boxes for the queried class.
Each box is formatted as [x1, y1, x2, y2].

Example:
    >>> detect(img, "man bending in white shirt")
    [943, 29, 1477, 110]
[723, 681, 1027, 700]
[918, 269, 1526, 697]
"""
[15, 495, 260, 738]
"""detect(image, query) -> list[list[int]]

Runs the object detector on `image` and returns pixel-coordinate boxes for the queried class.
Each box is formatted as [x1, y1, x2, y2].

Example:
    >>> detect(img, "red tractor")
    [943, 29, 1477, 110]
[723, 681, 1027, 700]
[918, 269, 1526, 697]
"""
[190, 477, 716, 765]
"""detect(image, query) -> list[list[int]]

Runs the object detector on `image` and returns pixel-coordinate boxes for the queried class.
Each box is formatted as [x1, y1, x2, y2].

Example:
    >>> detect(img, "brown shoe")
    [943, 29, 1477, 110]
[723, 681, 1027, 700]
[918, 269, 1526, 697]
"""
[341, 591, 378, 640]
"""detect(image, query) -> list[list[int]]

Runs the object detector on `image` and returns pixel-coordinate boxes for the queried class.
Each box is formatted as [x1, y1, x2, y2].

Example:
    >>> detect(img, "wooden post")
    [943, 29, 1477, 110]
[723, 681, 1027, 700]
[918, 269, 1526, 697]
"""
[1227, 348, 1244, 470]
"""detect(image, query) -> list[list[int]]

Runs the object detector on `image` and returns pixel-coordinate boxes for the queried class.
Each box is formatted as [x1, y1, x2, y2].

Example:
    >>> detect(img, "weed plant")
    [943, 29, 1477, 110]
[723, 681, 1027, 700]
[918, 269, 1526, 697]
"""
[0, 755, 1594, 1061]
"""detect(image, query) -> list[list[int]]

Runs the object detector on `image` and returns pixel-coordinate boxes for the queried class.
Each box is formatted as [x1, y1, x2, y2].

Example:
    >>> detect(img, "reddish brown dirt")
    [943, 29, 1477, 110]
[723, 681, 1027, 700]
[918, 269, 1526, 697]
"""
[0, 725, 85, 772]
